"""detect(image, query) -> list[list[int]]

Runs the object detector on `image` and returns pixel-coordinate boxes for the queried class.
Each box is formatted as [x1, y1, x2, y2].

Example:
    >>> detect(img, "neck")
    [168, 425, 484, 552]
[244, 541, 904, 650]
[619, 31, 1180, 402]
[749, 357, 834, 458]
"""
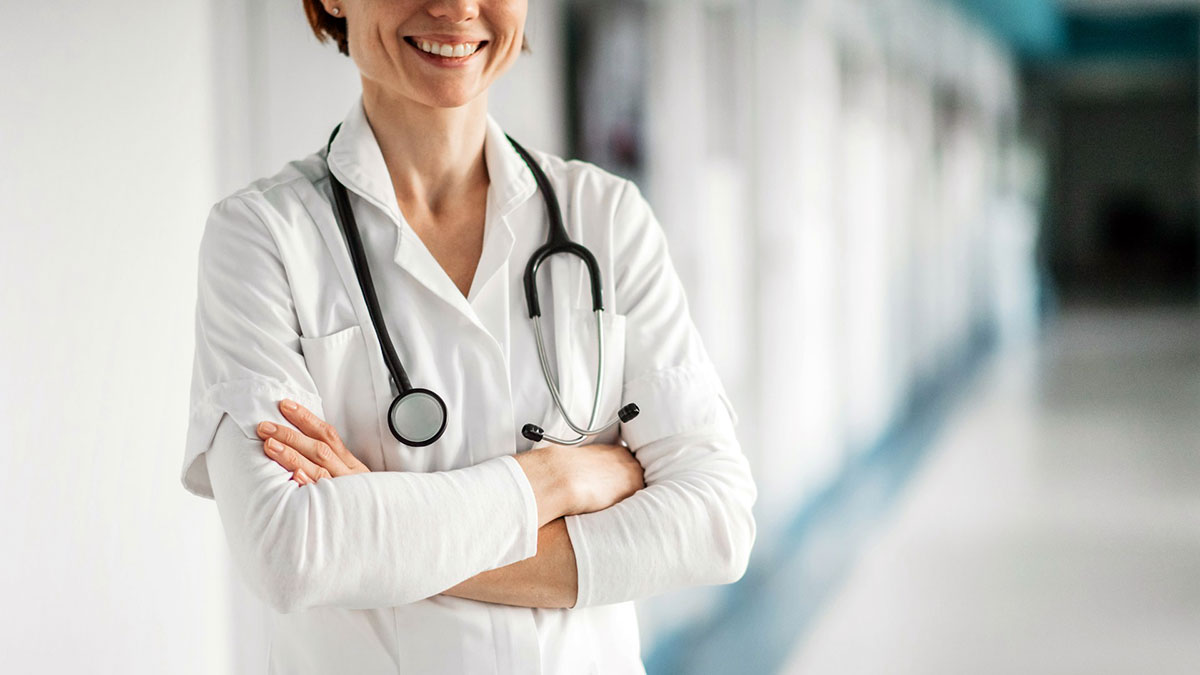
[360, 81, 490, 217]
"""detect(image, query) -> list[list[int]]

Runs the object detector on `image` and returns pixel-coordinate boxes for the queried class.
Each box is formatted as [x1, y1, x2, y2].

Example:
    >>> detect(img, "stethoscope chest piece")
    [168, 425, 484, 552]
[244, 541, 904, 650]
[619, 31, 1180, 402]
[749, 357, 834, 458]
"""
[388, 388, 447, 447]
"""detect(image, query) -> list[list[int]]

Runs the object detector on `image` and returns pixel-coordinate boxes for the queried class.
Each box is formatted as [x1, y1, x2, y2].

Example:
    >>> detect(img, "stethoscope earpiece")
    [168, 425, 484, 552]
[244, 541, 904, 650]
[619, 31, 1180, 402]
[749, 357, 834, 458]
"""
[617, 403, 640, 423]
[521, 424, 545, 443]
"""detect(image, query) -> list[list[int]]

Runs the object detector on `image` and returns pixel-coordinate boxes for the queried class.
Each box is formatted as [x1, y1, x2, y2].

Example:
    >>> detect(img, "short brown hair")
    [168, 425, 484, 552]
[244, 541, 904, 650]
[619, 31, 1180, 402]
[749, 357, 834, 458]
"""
[300, 1, 529, 56]
[303, 1, 350, 56]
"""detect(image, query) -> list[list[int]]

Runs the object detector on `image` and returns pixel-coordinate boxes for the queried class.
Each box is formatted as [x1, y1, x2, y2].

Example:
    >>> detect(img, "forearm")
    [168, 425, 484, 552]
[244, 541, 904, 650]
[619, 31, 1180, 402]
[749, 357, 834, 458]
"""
[440, 517, 579, 609]
[206, 414, 541, 613]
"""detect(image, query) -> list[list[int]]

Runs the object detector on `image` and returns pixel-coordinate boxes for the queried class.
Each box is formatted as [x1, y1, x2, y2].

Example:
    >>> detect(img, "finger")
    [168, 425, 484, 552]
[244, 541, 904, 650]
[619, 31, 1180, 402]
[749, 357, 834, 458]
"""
[278, 399, 337, 443]
[258, 421, 352, 477]
[279, 399, 363, 471]
[279, 400, 368, 472]
[293, 468, 314, 486]
[264, 437, 331, 482]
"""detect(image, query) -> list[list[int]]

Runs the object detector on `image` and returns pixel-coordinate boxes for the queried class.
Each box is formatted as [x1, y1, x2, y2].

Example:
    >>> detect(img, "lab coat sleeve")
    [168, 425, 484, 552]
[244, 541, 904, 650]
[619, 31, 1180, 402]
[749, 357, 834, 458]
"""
[562, 180, 758, 609]
[182, 194, 540, 613]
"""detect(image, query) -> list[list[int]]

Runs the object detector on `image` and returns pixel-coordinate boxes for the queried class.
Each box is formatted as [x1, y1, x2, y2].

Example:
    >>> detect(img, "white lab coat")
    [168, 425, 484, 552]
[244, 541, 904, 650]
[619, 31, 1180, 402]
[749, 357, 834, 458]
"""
[181, 96, 757, 674]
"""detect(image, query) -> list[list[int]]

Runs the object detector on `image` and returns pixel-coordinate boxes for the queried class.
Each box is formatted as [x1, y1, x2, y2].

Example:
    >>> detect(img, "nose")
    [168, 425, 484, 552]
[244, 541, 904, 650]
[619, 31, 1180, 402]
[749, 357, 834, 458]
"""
[425, 0, 479, 23]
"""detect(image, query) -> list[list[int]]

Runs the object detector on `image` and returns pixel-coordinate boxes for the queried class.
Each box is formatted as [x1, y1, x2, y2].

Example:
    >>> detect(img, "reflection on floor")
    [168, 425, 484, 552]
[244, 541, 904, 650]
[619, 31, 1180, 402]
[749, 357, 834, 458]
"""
[782, 307, 1200, 674]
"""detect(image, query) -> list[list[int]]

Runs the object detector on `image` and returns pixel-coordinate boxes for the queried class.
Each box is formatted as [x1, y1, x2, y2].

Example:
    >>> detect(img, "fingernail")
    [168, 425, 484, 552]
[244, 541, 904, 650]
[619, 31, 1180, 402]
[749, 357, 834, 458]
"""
[297, 469, 311, 484]
[281, 400, 298, 411]
[266, 438, 281, 452]
[260, 422, 277, 434]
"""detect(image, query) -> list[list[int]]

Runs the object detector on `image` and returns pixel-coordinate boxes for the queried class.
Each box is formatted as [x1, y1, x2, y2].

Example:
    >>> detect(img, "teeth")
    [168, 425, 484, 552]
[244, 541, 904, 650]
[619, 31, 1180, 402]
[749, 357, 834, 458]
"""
[416, 39, 480, 57]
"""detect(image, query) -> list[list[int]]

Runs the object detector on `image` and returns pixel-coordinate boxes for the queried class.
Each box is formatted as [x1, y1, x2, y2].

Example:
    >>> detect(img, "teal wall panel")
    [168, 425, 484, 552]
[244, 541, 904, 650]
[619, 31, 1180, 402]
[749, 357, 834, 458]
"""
[947, 0, 1065, 55]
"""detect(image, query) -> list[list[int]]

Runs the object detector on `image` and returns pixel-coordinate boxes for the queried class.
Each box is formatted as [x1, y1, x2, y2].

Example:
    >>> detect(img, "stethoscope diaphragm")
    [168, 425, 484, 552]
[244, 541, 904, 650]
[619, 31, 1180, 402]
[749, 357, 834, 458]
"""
[387, 388, 448, 447]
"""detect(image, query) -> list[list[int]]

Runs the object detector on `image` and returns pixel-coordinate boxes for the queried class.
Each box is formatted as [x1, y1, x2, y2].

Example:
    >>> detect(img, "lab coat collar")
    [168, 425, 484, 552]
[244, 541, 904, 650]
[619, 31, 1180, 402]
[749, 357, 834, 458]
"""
[325, 95, 538, 329]
[325, 96, 537, 224]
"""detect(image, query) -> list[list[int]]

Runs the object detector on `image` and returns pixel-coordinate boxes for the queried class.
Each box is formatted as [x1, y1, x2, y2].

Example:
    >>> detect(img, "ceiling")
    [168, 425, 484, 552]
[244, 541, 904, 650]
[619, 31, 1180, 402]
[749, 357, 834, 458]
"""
[948, 0, 1200, 58]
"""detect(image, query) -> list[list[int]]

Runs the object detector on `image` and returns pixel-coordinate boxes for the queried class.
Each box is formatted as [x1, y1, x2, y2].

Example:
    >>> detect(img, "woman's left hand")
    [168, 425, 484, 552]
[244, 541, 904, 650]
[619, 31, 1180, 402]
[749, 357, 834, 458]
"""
[256, 399, 370, 486]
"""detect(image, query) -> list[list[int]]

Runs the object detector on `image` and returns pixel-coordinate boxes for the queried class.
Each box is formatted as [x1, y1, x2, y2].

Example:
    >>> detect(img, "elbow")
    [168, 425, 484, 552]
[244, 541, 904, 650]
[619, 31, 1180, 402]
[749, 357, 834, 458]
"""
[238, 494, 321, 614]
[719, 544, 752, 587]
[705, 468, 757, 586]
[678, 461, 759, 589]
[717, 502, 756, 585]
[693, 438, 759, 587]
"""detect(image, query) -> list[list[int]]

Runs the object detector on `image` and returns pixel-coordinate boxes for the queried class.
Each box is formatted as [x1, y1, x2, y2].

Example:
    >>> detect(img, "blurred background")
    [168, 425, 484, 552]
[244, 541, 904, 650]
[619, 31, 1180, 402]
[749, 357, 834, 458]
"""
[2, 0, 1198, 672]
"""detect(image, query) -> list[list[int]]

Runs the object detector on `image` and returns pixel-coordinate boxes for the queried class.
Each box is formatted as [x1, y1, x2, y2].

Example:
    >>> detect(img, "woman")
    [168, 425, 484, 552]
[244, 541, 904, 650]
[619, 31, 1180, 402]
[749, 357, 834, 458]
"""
[180, 1, 757, 672]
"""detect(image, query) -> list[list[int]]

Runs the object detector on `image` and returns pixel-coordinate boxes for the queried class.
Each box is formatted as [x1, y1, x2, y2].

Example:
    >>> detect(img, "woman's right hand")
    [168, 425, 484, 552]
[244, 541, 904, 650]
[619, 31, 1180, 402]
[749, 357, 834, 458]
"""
[561, 442, 646, 515]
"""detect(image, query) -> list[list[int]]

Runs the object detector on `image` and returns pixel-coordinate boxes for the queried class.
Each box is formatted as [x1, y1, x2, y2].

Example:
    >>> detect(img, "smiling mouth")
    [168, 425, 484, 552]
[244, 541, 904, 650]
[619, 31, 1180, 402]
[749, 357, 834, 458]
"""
[404, 37, 488, 61]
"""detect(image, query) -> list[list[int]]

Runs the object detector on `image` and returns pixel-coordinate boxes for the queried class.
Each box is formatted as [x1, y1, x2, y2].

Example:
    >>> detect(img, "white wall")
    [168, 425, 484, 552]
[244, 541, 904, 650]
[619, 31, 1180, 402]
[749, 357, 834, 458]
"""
[0, 2, 231, 673]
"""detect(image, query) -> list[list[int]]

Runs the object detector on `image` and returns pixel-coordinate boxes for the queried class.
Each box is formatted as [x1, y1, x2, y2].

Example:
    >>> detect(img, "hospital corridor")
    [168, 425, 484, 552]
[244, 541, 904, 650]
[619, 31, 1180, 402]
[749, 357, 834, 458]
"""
[4, 0, 1200, 673]
[781, 306, 1200, 673]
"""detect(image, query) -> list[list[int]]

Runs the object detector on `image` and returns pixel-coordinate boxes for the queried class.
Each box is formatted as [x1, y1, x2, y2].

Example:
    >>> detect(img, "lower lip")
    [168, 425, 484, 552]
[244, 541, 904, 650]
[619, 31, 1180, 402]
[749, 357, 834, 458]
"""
[406, 39, 486, 68]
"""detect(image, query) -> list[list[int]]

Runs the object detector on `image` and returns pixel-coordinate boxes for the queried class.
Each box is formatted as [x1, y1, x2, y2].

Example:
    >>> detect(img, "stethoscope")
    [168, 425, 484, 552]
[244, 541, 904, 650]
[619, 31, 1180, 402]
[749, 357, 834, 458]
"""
[325, 124, 640, 447]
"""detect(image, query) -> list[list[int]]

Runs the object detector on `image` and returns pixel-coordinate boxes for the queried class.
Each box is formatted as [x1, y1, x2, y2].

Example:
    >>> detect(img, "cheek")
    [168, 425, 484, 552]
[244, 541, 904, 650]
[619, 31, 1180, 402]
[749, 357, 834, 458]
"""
[492, 30, 526, 73]
[347, 15, 401, 73]
[488, 3, 527, 55]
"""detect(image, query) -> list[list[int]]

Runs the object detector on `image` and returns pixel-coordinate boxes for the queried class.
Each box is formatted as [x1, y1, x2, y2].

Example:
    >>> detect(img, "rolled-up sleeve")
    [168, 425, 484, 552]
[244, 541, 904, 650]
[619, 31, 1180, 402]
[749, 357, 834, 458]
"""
[563, 181, 758, 609]
[182, 194, 539, 613]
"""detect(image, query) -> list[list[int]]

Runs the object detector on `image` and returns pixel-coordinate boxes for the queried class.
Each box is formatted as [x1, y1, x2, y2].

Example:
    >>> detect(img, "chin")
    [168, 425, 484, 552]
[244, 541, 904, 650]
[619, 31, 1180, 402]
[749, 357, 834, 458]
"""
[415, 86, 482, 110]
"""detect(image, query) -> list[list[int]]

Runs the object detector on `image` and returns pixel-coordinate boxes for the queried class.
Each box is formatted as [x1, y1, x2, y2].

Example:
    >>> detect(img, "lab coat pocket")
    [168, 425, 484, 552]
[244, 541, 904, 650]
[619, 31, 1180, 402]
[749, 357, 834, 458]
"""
[554, 308, 627, 445]
[299, 324, 385, 471]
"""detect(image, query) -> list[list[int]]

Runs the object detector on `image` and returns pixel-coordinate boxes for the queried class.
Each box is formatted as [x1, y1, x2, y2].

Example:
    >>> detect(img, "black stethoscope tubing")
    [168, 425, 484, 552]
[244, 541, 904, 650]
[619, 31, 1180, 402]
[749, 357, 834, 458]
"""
[324, 123, 637, 447]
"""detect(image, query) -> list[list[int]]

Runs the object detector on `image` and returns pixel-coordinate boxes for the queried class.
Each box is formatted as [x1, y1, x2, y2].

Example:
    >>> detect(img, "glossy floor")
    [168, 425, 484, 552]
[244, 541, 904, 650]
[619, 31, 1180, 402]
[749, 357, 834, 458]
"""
[782, 307, 1200, 674]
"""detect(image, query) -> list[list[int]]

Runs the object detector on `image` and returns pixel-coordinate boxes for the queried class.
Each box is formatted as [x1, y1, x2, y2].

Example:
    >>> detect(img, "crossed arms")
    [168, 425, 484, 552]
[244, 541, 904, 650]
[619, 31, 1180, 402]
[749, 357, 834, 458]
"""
[203, 402, 754, 613]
